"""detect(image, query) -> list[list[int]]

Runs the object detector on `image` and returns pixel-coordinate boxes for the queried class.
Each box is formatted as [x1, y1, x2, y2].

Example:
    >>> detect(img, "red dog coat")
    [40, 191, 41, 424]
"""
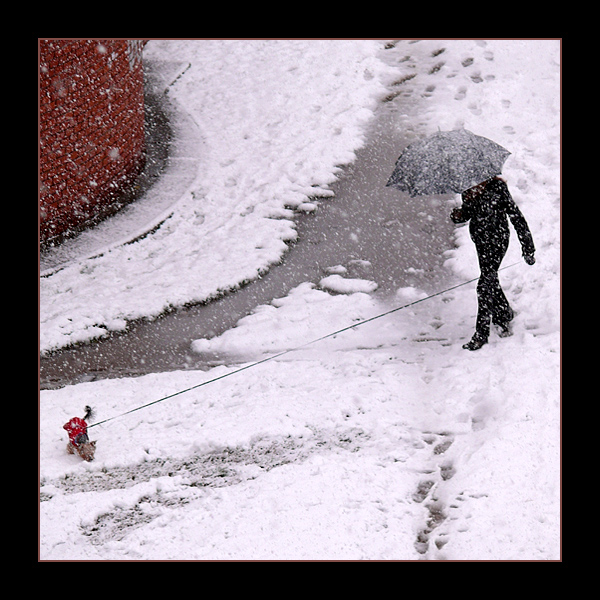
[63, 417, 88, 446]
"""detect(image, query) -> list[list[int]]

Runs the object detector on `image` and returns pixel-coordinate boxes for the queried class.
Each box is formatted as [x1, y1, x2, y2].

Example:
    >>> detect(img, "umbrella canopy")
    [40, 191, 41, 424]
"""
[386, 129, 511, 197]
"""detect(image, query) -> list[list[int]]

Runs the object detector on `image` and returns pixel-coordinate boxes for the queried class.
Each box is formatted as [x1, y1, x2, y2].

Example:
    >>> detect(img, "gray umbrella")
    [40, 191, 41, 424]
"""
[386, 129, 511, 197]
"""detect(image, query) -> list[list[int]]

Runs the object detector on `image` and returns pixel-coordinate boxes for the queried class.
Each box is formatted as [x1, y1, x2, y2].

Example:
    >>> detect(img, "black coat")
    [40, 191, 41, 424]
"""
[451, 178, 535, 261]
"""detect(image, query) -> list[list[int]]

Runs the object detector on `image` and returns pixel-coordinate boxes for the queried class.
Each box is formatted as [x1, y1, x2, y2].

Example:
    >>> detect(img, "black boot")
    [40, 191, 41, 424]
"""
[493, 308, 515, 338]
[495, 321, 512, 338]
[462, 335, 487, 351]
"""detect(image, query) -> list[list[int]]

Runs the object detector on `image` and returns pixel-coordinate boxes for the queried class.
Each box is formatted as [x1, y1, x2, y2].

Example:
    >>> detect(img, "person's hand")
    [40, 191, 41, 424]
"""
[450, 208, 463, 223]
[524, 253, 535, 265]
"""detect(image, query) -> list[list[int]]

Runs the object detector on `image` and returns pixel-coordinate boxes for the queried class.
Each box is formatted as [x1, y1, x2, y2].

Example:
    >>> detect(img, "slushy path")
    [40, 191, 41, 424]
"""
[40, 42, 458, 388]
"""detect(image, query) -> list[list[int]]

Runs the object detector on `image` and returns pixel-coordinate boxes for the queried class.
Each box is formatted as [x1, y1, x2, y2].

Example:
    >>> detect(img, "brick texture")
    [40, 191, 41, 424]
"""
[39, 40, 146, 243]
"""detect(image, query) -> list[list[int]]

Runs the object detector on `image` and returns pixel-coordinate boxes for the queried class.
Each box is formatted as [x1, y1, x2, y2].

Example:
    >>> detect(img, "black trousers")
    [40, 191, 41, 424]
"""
[474, 240, 512, 341]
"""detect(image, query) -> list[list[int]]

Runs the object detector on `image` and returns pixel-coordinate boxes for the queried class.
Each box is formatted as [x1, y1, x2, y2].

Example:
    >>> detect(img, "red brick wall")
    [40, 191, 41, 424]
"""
[39, 39, 147, 243]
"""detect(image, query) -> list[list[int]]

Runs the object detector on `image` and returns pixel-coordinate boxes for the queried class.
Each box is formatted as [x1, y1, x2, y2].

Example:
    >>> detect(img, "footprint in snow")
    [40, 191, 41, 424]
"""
[454, 87, 467, 101]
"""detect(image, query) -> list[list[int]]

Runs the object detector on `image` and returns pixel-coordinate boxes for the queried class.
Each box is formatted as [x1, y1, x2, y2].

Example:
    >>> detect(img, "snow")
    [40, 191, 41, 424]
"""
[39, 40, 560, 561]
[40, 40, 395, 352]
[319, 274, 378, 295]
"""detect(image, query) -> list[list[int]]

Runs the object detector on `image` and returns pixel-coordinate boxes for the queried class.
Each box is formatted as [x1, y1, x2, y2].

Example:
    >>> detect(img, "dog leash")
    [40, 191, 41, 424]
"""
[88, 262, 521, 429]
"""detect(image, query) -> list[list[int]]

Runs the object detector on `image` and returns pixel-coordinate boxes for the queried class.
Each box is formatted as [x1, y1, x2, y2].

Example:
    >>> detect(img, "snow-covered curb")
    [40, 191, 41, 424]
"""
[40, 40, 399, 353]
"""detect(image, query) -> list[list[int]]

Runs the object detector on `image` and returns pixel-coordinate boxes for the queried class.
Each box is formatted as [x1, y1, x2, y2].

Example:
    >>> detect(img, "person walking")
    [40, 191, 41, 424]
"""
[451, 176, 535, 350]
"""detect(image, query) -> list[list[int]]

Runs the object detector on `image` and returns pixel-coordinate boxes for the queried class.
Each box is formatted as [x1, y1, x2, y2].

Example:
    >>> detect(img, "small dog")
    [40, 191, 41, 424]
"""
[63, 406, 96, 462]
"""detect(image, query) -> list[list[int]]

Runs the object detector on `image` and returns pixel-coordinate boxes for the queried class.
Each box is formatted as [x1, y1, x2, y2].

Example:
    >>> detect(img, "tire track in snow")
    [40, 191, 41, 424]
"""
[41, 427, 368, 545]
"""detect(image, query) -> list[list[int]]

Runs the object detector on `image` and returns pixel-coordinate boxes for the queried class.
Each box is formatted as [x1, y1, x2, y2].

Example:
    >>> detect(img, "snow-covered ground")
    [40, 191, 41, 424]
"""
[39, 39, 560, 561]
[40, 40, 397, 352]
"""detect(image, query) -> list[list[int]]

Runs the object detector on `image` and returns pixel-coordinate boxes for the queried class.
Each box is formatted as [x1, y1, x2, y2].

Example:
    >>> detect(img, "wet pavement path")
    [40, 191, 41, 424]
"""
[40, 42, 458, 389]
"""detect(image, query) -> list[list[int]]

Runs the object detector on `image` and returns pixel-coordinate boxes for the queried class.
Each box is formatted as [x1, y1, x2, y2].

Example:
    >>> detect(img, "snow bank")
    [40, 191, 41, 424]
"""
[40, 40, 397, 353]
[319, 274, 378, 295]
[191, 282, 383, 358]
